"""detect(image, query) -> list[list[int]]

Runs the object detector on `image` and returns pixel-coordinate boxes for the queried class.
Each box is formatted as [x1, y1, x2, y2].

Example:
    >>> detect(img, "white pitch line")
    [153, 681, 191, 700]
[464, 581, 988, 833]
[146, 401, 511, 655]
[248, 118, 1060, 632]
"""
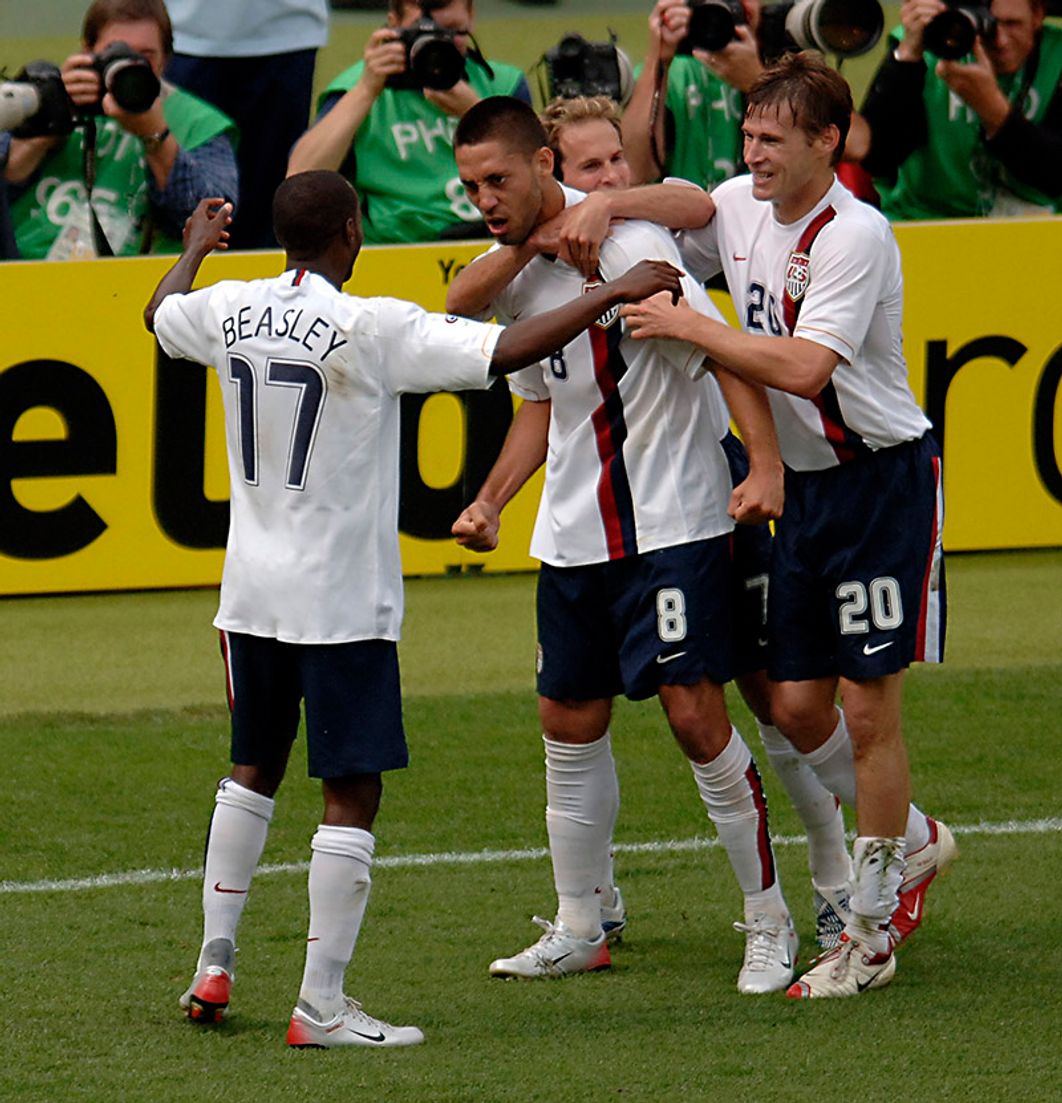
[3, 817, 1060, 896]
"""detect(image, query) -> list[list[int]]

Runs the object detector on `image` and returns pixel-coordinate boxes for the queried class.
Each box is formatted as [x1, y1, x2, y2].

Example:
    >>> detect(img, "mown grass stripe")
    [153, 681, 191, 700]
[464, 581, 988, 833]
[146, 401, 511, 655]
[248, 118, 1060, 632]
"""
[3, 817, 1059, 895]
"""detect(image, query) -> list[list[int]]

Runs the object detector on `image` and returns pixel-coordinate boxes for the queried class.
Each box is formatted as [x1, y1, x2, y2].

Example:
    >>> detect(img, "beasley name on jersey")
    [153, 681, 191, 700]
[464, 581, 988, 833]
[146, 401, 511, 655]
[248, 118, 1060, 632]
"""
[483, 185, 732, 567]
[154, 269, 500, 644]
[678, 175, 930, 472]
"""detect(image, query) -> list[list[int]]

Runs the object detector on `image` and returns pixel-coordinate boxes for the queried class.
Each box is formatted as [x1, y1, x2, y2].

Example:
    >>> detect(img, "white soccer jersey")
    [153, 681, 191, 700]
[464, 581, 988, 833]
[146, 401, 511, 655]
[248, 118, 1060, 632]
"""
[486, 186, 732, 567]
[678, 175, 931, 472]
[154, 269, 501, 644]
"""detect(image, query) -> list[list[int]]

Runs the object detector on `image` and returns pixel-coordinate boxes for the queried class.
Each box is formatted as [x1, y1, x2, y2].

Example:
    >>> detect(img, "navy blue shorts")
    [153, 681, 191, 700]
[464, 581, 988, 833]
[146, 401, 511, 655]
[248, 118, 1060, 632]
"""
[721, 432, 773, 676]
[768, 435, 946, 682]
[220, 631, 408, 779]
[536, 535, 734, 703]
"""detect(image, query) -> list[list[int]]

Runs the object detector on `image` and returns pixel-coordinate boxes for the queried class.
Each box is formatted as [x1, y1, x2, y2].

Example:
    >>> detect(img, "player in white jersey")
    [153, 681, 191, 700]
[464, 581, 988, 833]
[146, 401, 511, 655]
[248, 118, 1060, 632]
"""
[144, 170, 685, 1044]
[448, 94, 854, 952]
[621, 53, 956, 998]
[450, 95, 800, 994]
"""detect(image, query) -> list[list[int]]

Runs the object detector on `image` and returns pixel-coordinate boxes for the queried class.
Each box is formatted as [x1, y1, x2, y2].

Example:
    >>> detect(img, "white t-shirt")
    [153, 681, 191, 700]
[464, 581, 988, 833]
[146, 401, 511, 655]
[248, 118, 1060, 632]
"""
[678, 175, 931, 472]
[486, 185, 732, 567]
[154, 269, 500, 643]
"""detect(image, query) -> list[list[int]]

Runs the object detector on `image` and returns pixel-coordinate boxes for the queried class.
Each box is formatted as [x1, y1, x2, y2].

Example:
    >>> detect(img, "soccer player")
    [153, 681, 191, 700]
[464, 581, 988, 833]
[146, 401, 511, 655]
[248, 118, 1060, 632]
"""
[450, 96, 799, 995]
[620, 52, 957, 998]
[144, 170, 684, 1046]
[449, 94, 853, 951]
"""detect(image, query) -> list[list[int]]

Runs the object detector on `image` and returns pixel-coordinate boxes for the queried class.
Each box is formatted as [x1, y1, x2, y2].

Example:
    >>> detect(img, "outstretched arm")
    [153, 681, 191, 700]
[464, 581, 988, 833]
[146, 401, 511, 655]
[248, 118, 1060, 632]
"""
[144, 199, 232, 332]
[549, 183, 714, 277]
[620, 293, 839, 398]
[452, 398, 550, 552]
[489, 259, 683, 375]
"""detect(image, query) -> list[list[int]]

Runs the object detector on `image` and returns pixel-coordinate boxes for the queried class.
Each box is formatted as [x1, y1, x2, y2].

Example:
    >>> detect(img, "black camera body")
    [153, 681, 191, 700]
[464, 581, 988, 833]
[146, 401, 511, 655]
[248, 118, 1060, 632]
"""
[540, 33, 631, 103]
[85, 41, 160, 115]
[386, 18, 466, 92]
[923, 1, 996, 60]
[677, 0, 747, 55]
[4, 61, 77, 138]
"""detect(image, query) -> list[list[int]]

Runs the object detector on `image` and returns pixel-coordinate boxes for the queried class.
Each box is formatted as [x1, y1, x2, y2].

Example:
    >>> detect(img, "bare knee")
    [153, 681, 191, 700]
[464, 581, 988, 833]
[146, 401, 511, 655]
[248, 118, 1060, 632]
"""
[539, 697, 612, 743]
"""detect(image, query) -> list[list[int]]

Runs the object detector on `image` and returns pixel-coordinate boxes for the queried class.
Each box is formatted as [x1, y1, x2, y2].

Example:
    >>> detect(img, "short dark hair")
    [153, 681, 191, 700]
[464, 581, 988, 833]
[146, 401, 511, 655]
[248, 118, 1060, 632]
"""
[82, 0, 174, 55]
[746, 51, 852, 165]
[454, 96, 548, 157]
[273, 172, 362, 257]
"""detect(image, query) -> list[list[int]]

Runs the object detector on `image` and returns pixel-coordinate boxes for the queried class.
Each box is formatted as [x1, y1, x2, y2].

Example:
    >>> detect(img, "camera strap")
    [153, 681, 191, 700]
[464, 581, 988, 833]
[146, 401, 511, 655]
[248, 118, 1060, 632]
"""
[648, 60, 668, 176]
[80, 117, 115, 257]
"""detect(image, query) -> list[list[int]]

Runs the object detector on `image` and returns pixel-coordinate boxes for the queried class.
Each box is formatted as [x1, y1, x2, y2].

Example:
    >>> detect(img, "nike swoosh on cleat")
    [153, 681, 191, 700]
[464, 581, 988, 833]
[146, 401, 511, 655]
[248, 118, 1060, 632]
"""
[862, 641, 894, 655]
[655, 651, 687, 664]
[732, 254, 747, 261]
[213, 882, 247, 894]
[351, 1029, 387, 1043]
[906, 897, 923, 923]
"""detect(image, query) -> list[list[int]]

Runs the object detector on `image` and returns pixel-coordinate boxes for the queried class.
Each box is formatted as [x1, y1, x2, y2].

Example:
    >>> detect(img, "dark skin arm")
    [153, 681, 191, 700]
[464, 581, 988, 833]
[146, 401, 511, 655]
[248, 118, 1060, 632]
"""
[144, 198, 232, 332]
[488, 260, 683, 375]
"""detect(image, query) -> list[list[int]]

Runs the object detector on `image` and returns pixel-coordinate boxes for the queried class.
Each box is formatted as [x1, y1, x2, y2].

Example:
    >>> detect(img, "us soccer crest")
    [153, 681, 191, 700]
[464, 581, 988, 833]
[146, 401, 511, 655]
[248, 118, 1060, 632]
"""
[785, 251, 811, 301]
[582, 280, 620, 329]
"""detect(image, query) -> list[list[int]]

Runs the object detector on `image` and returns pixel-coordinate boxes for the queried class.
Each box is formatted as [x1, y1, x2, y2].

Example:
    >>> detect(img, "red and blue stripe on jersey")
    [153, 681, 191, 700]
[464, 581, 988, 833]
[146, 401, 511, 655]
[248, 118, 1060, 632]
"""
[589, 320, 638, 560]
[782, 206, 870, 466]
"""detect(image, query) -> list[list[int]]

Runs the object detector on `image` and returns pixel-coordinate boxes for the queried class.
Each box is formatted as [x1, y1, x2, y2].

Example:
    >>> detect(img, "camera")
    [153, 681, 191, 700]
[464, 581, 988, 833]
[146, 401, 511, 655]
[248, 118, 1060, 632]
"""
[759, 0, 884, 61]
[387, 18, 466, 91]
[539, 32, 633, 104]
[923, 1, 996, 60]
[85, 41, 160, 115]
[1, 61, 75, 138]
[677, 0, 747, 54]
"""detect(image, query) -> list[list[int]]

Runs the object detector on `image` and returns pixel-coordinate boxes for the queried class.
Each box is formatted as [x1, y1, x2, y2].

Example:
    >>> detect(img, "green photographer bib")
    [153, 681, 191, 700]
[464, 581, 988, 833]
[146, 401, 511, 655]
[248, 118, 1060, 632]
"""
[878, 24, 1062, 219]
[322, 57, 526, 244]
[635, 55, 744, 189]
[12, 86, 234, 260]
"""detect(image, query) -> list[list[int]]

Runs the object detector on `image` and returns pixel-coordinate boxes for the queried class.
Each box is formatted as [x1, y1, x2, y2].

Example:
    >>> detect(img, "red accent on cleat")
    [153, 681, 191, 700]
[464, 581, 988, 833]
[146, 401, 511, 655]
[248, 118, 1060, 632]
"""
[890, 819, 958, 944]
[186, 968, 231, 1023]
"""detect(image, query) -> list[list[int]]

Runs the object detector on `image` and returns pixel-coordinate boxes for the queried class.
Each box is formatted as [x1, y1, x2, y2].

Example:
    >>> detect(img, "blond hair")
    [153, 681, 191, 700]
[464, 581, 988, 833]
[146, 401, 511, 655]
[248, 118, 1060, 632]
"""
[540, 96, 623, 174]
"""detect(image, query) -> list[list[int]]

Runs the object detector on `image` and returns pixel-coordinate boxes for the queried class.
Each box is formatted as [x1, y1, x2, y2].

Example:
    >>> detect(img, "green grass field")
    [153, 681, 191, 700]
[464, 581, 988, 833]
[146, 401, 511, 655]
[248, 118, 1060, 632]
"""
[3, 551, 1062, 1101]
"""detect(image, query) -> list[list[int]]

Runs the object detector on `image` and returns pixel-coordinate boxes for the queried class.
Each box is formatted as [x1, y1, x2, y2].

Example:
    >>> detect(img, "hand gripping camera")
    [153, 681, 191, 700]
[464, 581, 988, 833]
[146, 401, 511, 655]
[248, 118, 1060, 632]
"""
[85, 41, 161, 115]
[678, 0, 748, 54]
[386, 18, 467, 92]
[923, 0, 997, 60]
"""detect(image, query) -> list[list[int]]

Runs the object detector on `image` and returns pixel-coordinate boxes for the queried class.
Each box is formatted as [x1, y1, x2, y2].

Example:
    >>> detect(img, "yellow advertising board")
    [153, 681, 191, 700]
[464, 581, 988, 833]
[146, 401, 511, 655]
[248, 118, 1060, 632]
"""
[0, 217, 1060, 597]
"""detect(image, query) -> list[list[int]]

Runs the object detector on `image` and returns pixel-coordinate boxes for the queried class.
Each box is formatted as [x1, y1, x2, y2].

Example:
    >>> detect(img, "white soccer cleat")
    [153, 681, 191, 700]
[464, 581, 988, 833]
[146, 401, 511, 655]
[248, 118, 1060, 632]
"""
[812, 879, 852, 951]
[286, 996, 424, 1048]
[600, 885, 627, 944]
[734, 913, 799, 994]
[890, 818, 958, 944]
[489, 916, 612, 978]
[786, 934, 896, 999]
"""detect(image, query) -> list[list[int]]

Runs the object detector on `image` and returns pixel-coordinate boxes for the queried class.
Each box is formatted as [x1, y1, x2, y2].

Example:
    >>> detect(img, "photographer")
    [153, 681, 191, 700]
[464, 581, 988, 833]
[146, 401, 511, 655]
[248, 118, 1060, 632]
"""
[860, 0, 1062, 217]
[287, 0, 529, 244]
[0, 0, 238, 259]
[622, 0, 765, 187]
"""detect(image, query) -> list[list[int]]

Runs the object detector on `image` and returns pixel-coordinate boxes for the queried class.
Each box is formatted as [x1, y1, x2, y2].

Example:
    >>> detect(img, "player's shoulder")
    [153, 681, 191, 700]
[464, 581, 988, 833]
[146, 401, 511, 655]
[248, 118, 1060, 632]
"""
[602, 218, 681, 268]
[824, 182, 893, 245]
[711, 173, 755, 209]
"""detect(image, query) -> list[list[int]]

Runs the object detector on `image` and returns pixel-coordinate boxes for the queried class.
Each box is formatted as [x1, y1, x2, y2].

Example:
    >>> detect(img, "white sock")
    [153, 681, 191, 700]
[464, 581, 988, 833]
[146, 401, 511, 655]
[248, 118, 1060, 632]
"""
[298, 825, 375, 1018]
[544, 733, 619, 940]
[199, 777, 274, 967]
[800, 710, 857, 806]
[847, 835, 906, 955]
[757, 721, 850, 889]
[797, 711, 931, 859]
[905, 805, 931, 855]
[690, 728, 786, 921]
